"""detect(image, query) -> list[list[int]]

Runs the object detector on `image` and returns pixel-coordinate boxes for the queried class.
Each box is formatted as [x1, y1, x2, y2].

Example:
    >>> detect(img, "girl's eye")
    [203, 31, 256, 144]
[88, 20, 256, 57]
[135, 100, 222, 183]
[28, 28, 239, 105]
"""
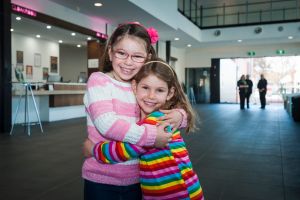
[142, 86, 149, 90]
[157, 89, 166, 93]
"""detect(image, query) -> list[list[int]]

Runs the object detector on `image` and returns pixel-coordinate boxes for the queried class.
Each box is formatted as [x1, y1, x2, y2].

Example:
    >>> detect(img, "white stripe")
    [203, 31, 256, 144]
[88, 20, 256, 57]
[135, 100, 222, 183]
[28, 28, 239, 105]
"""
[123, 124, 145, 144]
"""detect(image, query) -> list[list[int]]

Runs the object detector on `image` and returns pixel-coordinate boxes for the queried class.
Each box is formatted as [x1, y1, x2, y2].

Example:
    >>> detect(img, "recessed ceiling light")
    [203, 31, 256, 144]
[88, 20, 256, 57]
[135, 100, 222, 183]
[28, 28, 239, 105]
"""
[237, 39, 242, 42]
[94, 2, 103, 7]
[174, 37, 180, 41]
[58, 40, 63, 43]
[288, 36, 293, 39]
[187, 44, 192, 47]
[46, 25, 51, 29]
[87, 37, 92, 40]
[71, 32, 76, 36]
[16, 16, 21, 20]
[77, 44, 81, 48]
[36, 35, 41, 38]
[10, 28, 14, 32]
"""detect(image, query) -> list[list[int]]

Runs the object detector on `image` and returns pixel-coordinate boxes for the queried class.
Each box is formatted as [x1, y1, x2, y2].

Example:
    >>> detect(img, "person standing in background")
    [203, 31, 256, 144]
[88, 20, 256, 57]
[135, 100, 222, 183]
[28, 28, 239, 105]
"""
[257, 74, 268, 109]
[245, 74, 253, 109]
[237, 75, 248, 110]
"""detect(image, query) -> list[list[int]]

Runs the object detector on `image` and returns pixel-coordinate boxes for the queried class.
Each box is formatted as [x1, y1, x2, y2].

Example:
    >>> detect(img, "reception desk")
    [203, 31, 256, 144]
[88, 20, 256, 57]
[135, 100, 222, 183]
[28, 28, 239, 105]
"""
[12, 83, 86, 124]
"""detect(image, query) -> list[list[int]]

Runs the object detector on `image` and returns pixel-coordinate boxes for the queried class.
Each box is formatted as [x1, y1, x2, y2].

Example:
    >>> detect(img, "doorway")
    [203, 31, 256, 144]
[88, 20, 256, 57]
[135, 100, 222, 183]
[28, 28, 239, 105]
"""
[185, 68, 211, 103]
[220, 56, 300, 104]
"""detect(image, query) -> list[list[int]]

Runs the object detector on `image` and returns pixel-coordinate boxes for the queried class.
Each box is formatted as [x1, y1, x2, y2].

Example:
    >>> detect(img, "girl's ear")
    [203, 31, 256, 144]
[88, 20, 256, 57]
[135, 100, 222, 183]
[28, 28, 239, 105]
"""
[167, 87, 175, 101]
[147, 53, 152, 60]
[131, 80, 137, 95]
[108, 46, 113, 61]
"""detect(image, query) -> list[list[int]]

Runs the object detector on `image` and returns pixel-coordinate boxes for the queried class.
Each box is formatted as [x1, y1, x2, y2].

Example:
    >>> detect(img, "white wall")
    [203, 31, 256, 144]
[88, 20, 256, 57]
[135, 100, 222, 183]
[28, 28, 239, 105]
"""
[11, 33, 59, 82]
[185, 42, 300, 68]
[60, 44, 87, 82]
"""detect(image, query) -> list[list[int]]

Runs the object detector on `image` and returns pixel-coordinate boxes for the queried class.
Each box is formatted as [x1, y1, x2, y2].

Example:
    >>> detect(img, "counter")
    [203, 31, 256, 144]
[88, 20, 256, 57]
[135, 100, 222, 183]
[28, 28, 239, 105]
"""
[12, 82, 86, 124]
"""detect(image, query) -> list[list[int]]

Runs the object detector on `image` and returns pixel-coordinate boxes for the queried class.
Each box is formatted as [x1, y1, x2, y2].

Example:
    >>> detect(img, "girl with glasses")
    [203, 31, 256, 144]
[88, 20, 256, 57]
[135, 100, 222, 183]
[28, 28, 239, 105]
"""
[83, 23, 188, 200]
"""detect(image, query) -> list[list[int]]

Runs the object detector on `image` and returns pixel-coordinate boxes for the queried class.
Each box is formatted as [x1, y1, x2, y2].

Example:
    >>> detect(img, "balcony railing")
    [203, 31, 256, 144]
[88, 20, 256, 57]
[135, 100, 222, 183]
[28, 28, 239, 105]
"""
[178, 0, 300, 29]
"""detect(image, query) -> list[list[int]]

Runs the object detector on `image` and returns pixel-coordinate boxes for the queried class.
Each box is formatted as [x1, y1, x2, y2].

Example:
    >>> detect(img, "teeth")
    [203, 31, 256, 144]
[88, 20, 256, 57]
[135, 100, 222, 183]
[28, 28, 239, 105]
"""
[144, 101, 156, 106]
[120, 67, 132, 75]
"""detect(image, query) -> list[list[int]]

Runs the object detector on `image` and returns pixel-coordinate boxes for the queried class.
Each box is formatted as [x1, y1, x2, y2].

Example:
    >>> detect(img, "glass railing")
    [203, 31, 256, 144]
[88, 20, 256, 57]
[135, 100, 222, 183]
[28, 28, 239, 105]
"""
[178, 0, 300, 28]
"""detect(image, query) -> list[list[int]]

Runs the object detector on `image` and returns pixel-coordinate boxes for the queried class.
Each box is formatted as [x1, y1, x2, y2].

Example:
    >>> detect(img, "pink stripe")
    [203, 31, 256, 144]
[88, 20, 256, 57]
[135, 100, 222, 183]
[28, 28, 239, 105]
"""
[105, 119, 130, 141]
[109, 142, 118, 161]
[87, 126, 107, 143]
[185, 174, 199, 186]
[89, 100, 113, 120]
[144, 191, 189, 200]
[87, 72, 133, 92]
[112, 99, 139, 117]
[140, 166, 179, 176]
[87, 73, 111, 88]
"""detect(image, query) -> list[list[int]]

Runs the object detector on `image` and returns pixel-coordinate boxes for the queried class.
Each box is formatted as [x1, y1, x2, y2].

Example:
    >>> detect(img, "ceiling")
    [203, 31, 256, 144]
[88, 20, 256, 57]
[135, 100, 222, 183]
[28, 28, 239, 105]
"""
[11, 0, 300, 48]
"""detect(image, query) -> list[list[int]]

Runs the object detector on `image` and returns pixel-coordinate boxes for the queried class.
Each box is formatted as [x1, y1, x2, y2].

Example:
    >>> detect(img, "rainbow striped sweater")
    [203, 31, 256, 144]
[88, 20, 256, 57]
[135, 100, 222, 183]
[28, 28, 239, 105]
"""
[93, 111, 204, 200]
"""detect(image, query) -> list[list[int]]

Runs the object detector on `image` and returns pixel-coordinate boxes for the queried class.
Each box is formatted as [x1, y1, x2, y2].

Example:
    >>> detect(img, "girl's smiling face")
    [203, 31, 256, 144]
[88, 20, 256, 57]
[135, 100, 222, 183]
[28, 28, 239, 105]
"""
[109, 35, 148, 82]
[132, 74, 174, 118]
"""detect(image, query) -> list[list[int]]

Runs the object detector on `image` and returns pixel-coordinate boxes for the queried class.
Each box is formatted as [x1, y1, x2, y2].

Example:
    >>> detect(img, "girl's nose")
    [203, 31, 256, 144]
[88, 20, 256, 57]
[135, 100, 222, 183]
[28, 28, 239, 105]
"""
[124, 56, 133, 65]
[148, 90, 156, 99]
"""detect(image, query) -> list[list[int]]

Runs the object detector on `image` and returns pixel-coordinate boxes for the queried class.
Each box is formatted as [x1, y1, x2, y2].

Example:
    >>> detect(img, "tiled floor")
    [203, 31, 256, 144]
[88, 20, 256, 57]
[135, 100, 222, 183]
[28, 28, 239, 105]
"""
[0, 104, 299, 200]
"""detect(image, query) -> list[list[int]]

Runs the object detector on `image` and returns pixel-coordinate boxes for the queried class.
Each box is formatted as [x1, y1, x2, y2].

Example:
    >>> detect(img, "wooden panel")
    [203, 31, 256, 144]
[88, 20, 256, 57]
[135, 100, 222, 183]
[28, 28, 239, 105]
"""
[87, 40, 106, 77]
[53, 84, 86, 90]
[49, 94, 84, 107]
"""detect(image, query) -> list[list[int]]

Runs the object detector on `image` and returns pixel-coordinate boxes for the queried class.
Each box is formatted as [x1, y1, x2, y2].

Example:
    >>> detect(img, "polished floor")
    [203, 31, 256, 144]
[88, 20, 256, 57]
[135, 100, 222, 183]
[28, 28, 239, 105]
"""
[1, 104, 299, 200]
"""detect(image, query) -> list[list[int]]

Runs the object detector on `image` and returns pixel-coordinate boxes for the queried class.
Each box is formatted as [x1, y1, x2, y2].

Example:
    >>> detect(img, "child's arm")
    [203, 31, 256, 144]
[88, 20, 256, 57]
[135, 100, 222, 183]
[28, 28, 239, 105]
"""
[83, 112, 172, 164]
[93, 141, 147, 164]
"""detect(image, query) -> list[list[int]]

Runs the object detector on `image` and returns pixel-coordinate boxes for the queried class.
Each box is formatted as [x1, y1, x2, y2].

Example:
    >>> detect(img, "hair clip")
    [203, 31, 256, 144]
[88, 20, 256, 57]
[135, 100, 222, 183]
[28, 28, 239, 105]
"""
[147, 27, 159, 44]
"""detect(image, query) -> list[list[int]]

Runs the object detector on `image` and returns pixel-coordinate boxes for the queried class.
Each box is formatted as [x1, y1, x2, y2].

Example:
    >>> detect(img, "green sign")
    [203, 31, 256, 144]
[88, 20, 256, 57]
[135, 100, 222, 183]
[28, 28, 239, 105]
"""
[247, 51, 255, 56]
[276, 49, 285, 55]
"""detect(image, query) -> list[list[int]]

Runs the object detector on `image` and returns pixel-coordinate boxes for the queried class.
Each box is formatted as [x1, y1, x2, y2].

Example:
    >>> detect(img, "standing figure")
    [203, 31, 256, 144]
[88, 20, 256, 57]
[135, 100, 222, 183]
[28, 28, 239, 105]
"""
[237, 75, 248, 109]
[257, 74, 268, 109]
[245, 74, 253, 109]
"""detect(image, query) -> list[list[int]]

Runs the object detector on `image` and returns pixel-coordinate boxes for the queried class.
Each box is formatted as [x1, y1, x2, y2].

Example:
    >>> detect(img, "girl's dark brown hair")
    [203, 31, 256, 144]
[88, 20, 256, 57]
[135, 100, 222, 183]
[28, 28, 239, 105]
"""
[101, 23, 157, 73]
[134, 58, 196, 133]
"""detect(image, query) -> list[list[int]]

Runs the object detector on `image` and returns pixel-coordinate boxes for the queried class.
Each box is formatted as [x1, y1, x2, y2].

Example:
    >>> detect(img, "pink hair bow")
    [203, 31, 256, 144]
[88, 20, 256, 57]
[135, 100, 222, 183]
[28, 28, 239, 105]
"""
[147, 27, 159, 44]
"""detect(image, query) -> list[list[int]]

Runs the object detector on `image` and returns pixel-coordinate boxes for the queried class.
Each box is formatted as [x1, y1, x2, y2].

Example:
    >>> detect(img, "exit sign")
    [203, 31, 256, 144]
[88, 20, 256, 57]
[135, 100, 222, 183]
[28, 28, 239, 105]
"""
[276, 49, 285, 55]
[247, 51, 255, 56]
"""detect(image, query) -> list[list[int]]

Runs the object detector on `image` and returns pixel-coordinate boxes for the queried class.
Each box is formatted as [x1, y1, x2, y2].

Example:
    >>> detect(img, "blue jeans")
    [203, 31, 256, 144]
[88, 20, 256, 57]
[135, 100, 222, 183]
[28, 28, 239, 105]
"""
[84, 179, 142, 200]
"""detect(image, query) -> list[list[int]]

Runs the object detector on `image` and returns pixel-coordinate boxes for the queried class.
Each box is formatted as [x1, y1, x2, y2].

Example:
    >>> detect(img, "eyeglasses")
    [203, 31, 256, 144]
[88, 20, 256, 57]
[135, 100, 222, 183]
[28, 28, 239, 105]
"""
[113, 50, 147, 63]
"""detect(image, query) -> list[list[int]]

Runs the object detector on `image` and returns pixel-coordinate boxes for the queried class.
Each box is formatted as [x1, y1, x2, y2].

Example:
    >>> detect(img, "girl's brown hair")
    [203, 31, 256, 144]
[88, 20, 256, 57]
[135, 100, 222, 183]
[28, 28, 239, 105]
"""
[134, 58, 196, 133]
[101, 23, 157, 73]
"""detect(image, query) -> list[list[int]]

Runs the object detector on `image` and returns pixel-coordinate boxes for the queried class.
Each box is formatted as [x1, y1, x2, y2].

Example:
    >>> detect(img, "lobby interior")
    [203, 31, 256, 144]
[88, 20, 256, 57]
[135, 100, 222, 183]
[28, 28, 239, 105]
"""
[1, 0, 300, 200]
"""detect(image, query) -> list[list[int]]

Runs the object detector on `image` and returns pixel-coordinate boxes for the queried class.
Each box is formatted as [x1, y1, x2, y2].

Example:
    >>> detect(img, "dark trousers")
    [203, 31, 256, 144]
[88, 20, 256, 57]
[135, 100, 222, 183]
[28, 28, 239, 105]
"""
[239, 92, 246, 109]
[84, 179, 142, 200]
[245, 92, 252, 108]
[259, 91, 266, 108]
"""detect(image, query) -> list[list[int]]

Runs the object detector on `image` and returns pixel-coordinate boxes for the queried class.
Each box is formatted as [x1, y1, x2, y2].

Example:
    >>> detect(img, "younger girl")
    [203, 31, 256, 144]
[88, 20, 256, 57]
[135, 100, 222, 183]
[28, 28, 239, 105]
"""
[83, 23, 186, 200]
[85, 59, 204, 200]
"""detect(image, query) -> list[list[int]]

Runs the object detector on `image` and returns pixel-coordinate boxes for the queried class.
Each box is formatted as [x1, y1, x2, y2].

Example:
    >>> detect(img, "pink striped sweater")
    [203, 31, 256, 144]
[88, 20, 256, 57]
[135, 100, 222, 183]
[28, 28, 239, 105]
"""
[82, 72, 158, 186]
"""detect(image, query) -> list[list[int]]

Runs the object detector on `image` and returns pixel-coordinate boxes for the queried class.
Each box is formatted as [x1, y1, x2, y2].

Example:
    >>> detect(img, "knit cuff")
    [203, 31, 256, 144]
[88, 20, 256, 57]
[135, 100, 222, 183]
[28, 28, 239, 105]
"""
[175, 108, 187, 129]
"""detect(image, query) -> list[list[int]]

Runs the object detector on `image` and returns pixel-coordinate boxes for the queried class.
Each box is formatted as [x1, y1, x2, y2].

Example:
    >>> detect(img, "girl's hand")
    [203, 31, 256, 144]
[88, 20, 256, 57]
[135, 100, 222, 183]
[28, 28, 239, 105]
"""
[154, 122, 172, 148]
[83, 138, 95, 158]
[159, 109, 182, 131]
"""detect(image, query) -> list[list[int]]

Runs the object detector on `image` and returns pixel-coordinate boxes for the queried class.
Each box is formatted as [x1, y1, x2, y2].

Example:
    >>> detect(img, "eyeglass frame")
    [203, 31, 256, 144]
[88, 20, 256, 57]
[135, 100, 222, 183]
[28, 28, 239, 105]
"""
[112, 49, 148, 63]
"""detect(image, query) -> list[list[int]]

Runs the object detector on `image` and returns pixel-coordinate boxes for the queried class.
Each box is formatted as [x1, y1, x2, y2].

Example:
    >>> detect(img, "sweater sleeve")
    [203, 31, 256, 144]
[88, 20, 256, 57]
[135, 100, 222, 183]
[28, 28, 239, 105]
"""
[93, 141, 147, 164]
[84, 73, 156, 146]
[175, 108, 188, 129]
